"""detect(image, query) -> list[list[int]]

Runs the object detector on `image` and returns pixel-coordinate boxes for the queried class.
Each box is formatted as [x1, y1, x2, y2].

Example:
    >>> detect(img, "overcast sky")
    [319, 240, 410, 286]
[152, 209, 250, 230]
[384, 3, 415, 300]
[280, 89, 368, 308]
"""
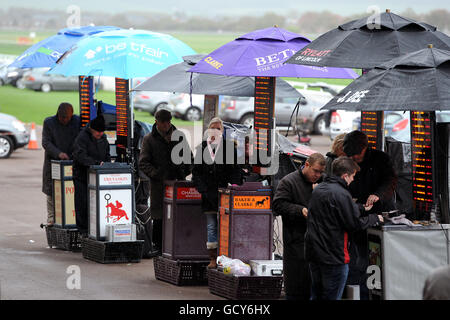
[3, 0, 448, 16]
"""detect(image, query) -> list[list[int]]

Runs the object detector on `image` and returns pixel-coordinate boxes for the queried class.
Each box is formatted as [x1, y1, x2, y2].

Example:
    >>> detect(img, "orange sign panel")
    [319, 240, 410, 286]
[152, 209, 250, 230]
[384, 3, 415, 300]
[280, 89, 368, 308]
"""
[233, 195, 271, 210]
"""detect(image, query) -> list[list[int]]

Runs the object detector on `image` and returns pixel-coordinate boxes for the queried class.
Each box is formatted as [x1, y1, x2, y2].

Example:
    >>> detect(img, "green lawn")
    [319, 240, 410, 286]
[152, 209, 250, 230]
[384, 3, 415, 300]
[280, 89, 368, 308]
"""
[0, 30, 239, 57]
[0, 85, 197, 126]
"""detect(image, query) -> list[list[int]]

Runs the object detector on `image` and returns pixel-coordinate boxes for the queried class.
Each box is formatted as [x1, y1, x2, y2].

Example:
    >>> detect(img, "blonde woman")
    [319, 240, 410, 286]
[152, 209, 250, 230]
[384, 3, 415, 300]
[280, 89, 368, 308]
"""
[325, 133, 346, 176]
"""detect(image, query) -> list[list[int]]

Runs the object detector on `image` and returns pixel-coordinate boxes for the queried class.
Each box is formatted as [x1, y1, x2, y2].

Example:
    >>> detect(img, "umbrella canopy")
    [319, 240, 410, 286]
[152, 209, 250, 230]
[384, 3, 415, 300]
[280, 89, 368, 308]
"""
[133, 54, 302, 98]
[320, 46, 450, 111]
[286, 10, 450, 69]
[9, 26, 121, 69]
[188, 26, 357, 79]
[48, 29, 196, 79]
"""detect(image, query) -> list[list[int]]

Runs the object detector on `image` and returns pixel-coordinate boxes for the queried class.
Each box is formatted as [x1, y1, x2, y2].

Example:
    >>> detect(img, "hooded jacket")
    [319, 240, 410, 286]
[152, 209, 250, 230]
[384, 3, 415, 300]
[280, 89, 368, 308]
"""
[305, 175, 380, 265]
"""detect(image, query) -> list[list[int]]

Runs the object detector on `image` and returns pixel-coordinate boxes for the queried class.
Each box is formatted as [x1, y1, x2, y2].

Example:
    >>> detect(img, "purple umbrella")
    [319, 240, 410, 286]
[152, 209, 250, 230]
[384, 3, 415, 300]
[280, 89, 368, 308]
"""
[189, 26, 357, 79]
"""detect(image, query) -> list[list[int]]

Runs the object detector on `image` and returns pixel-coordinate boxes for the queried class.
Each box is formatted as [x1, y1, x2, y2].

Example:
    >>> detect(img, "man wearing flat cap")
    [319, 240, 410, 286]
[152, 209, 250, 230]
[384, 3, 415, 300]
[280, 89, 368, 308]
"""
[139, 109, 192, 254]
[343, 130, 397, 300]
[72, 114, 111, 235]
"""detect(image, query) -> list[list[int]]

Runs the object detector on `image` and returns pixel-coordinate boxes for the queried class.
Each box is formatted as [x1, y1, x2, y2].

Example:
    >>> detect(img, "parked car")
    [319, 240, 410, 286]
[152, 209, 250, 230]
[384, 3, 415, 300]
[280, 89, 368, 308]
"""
[0, 64, 9, 86]
[169, 93, 205, 121]
[133, 91, 182, 115]
[220, 89, 332, 134]
[329, 110, 360, 140]
[294, 81, 346, 96]
[0, 112, 29, 158]
[334, 110, 450, 142]
[21, 68, 79, 92]
[1, 66, 30, 88]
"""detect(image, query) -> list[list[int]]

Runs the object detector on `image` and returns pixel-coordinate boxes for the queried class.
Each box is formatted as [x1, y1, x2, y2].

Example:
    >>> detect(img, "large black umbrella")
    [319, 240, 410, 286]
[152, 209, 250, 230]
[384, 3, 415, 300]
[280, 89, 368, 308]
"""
[133, 54, 302, 98]
[320, 46, 450, 111]
[286, 10, 450, 69]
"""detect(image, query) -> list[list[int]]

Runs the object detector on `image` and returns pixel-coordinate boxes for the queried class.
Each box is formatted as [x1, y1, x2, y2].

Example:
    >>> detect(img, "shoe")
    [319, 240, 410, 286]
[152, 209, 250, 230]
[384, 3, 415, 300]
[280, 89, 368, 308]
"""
[207, 248, 217, 269]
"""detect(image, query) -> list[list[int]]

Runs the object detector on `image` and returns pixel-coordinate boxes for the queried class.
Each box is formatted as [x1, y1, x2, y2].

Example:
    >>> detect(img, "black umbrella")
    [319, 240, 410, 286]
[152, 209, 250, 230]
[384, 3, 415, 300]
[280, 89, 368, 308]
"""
[286, 10, 450, 69]
[321, 46, 450, 111]
[133, 54, 302, 98]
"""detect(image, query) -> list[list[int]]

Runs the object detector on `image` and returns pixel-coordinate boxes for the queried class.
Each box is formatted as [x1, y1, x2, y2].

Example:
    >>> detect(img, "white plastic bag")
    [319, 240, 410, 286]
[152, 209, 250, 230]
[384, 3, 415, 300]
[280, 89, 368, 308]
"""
[217, 255, 251, 276]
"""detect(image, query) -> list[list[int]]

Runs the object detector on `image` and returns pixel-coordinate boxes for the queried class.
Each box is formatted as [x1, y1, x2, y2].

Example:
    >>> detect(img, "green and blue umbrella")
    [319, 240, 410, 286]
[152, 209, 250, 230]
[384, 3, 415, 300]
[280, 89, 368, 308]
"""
[9, 25, 120, 68]
[48, 29, 196, 79]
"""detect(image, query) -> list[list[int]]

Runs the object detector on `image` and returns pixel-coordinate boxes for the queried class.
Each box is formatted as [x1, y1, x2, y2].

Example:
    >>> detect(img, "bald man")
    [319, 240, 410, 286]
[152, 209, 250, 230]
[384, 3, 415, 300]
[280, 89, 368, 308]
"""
[42, 103, 80, 225]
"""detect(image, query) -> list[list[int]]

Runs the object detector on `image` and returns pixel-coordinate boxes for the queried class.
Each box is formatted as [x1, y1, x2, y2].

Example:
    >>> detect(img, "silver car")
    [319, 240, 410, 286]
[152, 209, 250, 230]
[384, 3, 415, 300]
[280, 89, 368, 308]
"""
[133, 91, 182, 115]
[169, 93, 205, 121]
[0, 112, 29, 158]
[219, 89, 332, 134]
[21, 68, 79, 92]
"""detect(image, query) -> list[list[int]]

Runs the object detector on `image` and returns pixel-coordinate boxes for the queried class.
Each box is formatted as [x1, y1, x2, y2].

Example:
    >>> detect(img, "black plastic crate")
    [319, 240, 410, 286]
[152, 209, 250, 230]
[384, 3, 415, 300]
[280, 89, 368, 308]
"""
[207, 269, 283, 300]
[153, 256, 209, 286]
[45, 226, 81, 252]
[81, 237, 144, 264]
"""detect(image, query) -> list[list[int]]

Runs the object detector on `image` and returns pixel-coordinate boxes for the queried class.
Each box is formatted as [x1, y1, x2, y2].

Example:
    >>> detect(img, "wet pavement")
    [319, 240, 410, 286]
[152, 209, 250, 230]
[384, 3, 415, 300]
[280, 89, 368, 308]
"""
[0, 124, 331, 300]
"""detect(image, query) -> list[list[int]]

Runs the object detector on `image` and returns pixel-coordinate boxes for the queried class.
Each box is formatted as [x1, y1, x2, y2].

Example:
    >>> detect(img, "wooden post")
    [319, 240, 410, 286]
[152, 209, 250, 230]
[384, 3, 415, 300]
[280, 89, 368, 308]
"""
[202, 95, 219, 133]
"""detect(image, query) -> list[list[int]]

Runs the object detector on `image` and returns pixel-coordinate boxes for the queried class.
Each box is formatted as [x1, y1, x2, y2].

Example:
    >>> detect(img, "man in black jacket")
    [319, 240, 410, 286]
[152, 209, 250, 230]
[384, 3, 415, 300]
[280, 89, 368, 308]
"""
[273, 152, 326, 300]
[343, 130, 397, 299]
[72, 115, 110, 235]
[305, 156, 382, 300]
[42, 103, 80, 225]
[139, 109, 192, 254]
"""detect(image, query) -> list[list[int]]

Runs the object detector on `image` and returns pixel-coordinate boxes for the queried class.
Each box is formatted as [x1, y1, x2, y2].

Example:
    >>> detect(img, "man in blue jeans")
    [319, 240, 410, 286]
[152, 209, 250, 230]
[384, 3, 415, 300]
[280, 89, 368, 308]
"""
[305, 156, 383, 300]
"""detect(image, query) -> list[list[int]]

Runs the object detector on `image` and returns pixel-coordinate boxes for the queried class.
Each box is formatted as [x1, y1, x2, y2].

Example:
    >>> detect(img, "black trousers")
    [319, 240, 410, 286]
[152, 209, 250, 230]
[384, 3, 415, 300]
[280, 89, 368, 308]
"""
[73, 177, 88, 234]
[283, 241, 311, 300]
[152, 219, 163, 250]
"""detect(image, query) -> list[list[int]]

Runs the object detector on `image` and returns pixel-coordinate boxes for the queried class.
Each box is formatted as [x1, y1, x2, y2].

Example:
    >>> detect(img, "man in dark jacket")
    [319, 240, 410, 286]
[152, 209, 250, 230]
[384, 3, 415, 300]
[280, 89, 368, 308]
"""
[72, 115, 110, 234]
[343, 130, 397, 299]
[42, 103, 80, 225]
[138, 109, 192, 254]
[273, 152, 326, 300]
[305, 156, 382, 300]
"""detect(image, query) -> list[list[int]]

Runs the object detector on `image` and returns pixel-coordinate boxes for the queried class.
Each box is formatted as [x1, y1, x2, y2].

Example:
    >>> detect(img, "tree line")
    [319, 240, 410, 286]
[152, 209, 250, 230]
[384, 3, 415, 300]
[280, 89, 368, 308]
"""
[1, 7, 449, 37]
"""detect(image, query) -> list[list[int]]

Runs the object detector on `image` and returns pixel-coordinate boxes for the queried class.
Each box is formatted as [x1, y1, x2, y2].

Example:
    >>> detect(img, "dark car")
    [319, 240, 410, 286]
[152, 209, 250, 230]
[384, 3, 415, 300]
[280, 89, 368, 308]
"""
[1, 66, 30, 88]
[21, 68, 79, 92]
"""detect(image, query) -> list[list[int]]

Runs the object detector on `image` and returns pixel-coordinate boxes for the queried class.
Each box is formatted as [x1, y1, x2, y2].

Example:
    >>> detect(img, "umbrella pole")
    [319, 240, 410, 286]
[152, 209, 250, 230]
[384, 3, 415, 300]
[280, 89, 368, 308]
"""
[202, 95, 219, 133]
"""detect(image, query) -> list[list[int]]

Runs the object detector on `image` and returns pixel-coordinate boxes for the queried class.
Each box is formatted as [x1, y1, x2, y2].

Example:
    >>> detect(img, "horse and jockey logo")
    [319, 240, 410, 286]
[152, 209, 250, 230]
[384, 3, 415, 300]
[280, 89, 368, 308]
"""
[104, 194, 129, 223]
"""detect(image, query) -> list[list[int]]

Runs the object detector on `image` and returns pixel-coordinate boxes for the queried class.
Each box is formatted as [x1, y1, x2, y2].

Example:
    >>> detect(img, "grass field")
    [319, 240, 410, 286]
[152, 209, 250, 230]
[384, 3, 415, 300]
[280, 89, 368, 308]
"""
[0, 30, 240, 56]
[0, 85, 199, 126]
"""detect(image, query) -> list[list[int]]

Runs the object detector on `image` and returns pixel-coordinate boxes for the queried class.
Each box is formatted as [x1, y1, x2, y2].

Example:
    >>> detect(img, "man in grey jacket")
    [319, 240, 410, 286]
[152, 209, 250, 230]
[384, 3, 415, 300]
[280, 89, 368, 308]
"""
[42, 103, 80, 225]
